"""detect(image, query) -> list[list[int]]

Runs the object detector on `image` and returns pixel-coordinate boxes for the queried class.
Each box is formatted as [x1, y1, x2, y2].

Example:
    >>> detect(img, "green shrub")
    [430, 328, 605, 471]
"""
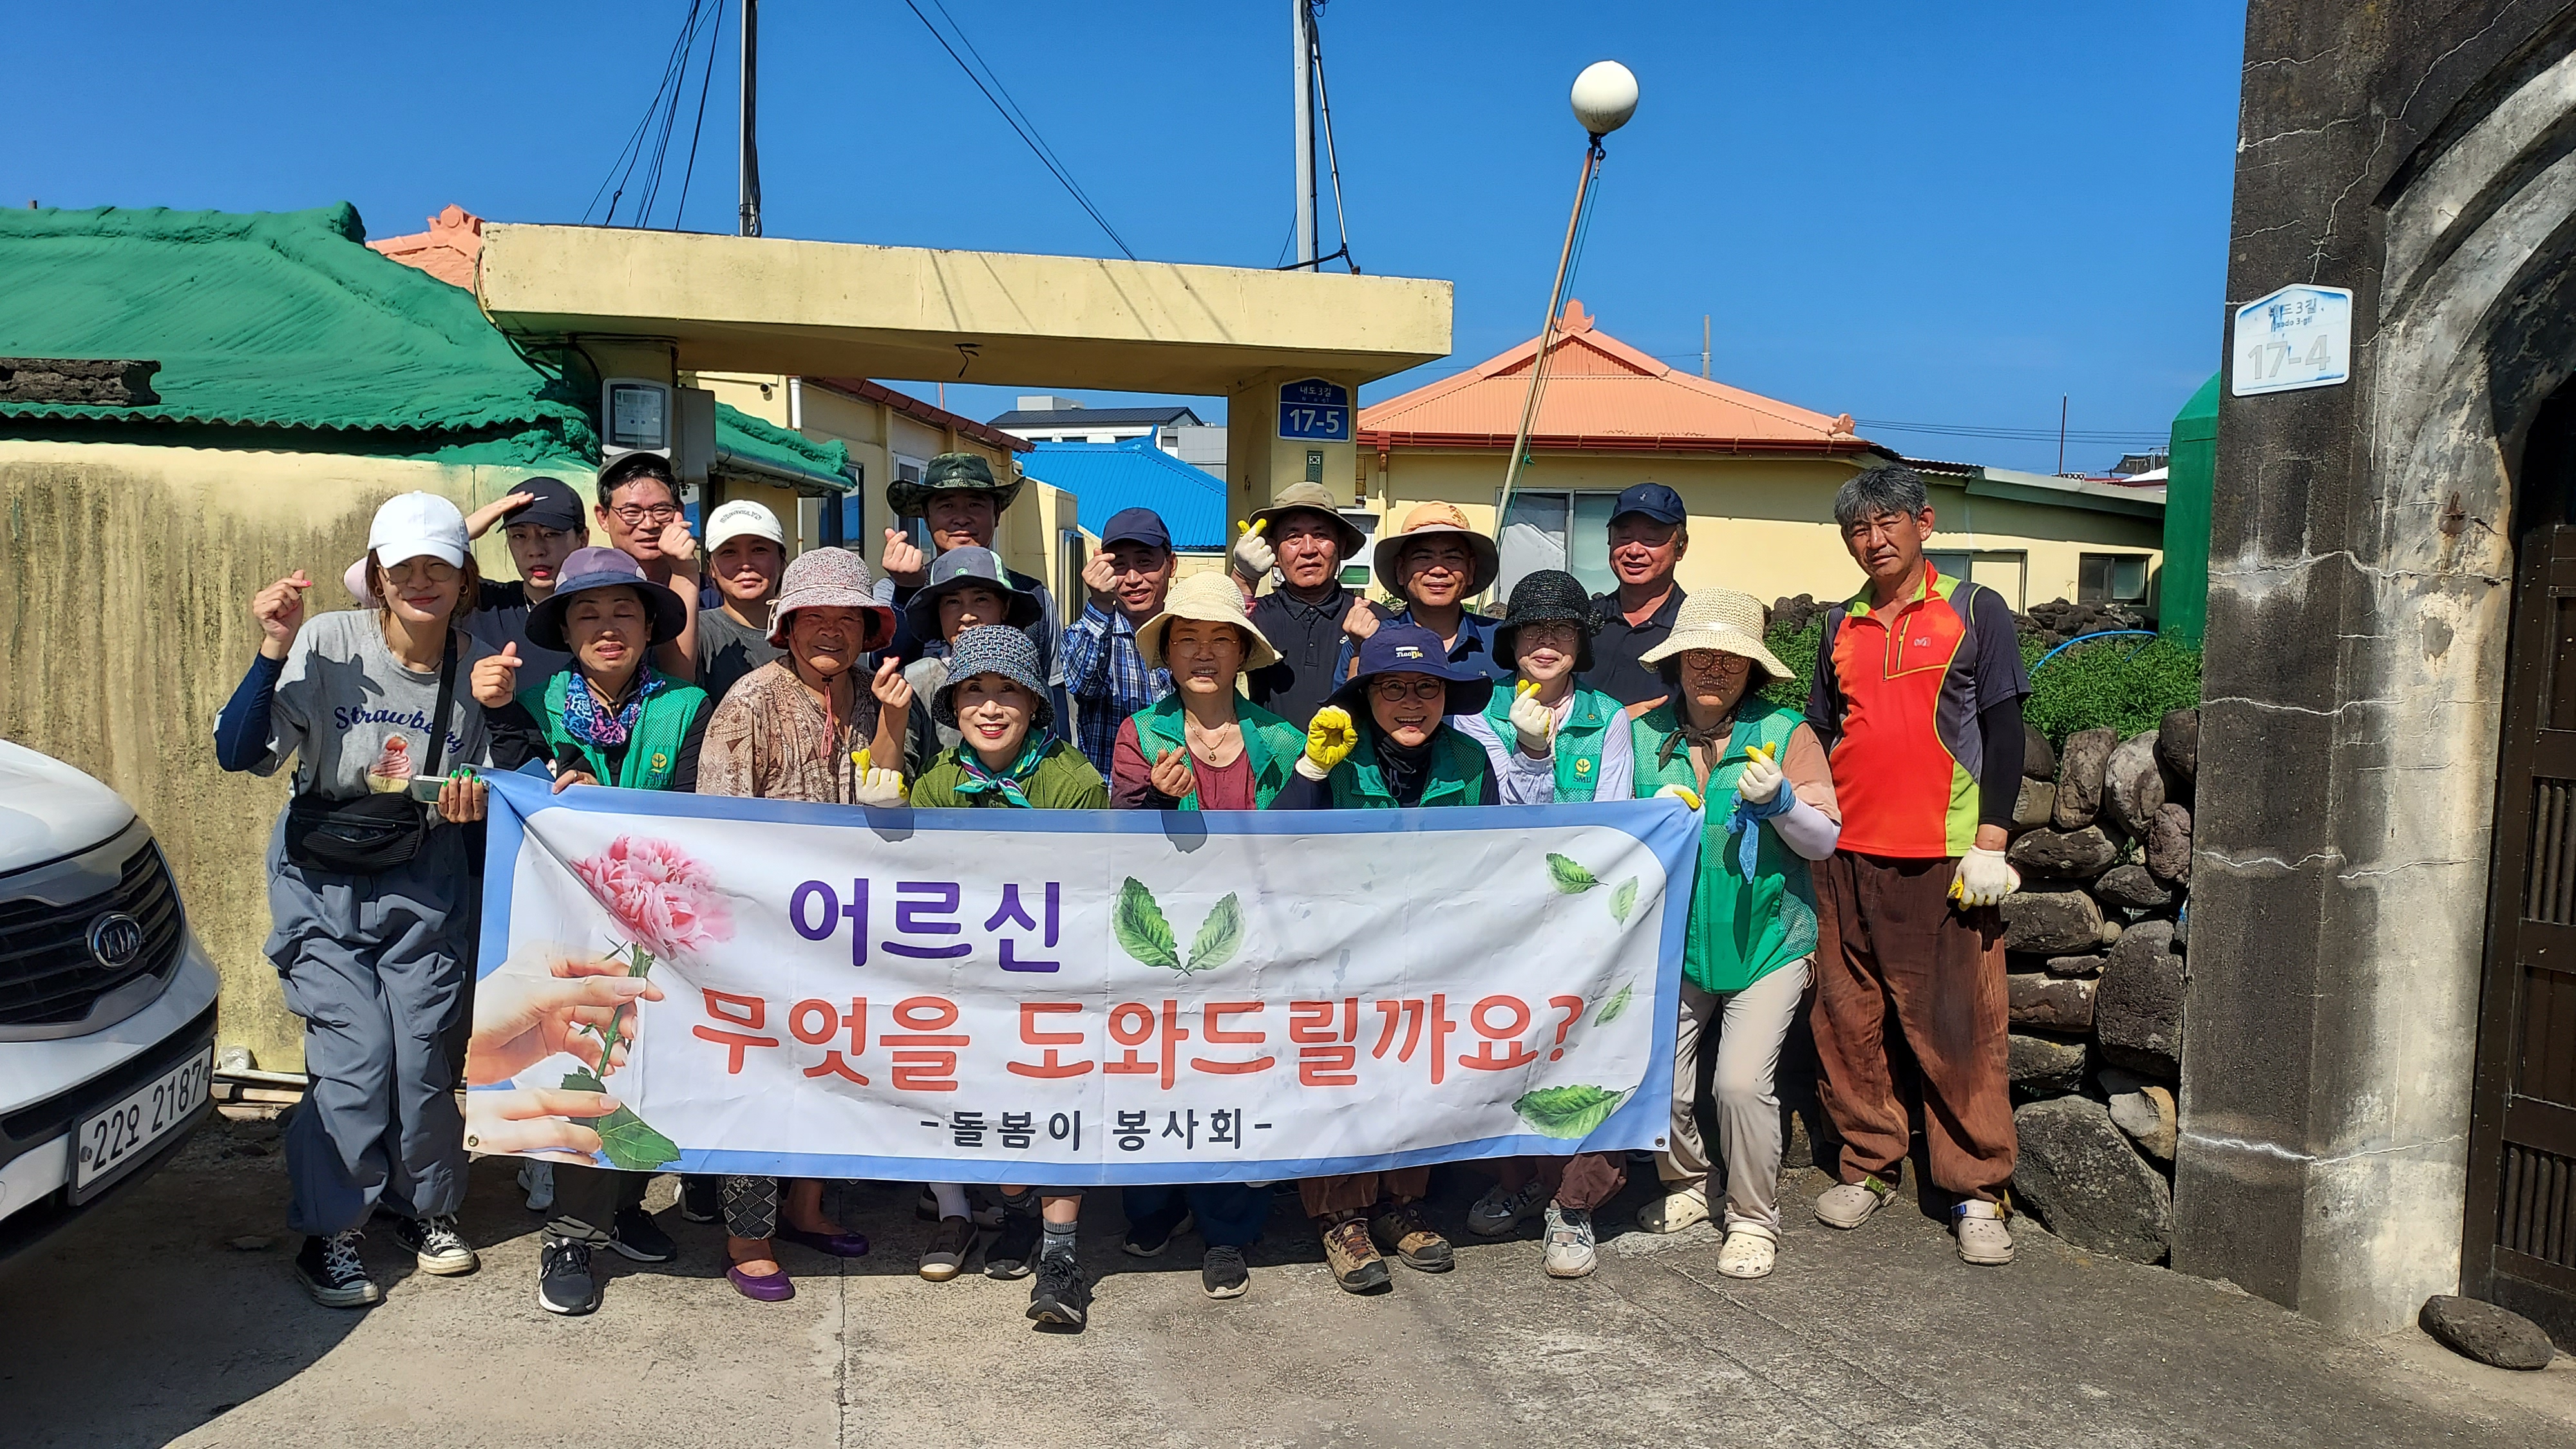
[2022, 635, 2201, 746]
[1758, 615, 1823, 712]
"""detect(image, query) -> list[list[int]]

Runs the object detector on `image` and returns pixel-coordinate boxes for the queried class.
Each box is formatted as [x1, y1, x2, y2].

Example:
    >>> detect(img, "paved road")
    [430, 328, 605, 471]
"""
[3, 1116, 2570, 1448]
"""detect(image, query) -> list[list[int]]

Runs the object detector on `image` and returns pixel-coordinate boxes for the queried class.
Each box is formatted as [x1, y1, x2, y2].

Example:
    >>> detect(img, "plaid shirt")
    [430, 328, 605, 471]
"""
[1061, 601, 1170, 777]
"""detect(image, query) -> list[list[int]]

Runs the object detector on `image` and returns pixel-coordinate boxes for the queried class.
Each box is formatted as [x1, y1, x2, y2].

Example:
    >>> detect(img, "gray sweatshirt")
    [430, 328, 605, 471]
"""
[251, 611, 497, 800]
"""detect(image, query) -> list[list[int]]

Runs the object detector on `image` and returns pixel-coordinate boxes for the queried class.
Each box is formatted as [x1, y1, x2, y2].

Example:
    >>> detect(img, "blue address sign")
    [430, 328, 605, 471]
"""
[1277, 377, 1352, 442]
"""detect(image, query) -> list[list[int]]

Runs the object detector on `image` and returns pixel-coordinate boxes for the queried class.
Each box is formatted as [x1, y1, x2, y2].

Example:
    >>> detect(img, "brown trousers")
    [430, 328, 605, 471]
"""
[1810, 851, 2016, 1202]
[1300, 1168, 1430, 1219]
[1493, 1152, 1629, 1211]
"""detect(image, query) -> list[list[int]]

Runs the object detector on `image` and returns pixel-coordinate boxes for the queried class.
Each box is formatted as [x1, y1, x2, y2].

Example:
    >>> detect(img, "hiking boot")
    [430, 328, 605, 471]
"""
[608, 1204, 676, 1264]
[1318, 1215, 1390, 1294]
[985, 1208, 1042, 1280]
[1716, 1224, 1778, 1279]
[538, 1238, 600, 1316]
[678, 1175, 721, 1224]
[1201, 1244, 1250, 1300]
[1466, 1177, 1548, 1236]
[1027, 1254, 1091, 1328]
[1541, 1204, 1597, 1278]
[1814, 1177, 1895, 1230]
[392, 1213, 478, 1275]
[1954, 1200, 2014, 1265]
[518, 1160, 555, 1213]
[1636, 1184, 1710, 1235]
[294, 1230, 381, 1309]
[1369, 1201, 1454, 1273]
[918, 1215, 978, 1282]
[1122, 1204, 1192, 1258]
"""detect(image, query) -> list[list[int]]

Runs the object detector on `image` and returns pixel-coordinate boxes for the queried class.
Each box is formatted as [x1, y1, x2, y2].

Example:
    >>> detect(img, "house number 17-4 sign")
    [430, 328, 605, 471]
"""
[2231, 283, 2352, 396]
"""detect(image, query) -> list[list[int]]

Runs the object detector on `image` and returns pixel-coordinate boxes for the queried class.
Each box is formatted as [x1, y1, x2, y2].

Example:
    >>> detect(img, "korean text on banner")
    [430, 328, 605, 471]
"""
[470, 771, 1701, 1186]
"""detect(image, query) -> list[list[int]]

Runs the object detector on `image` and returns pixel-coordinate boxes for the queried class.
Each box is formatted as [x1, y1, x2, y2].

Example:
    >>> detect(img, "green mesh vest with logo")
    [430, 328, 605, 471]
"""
[1328, 726, 1490, 808]
[1132, 695, 1303, 810]
[1479, 685, 1623, 801]
[516, 670, 706, 792]
[1631, 699, 1817, 993]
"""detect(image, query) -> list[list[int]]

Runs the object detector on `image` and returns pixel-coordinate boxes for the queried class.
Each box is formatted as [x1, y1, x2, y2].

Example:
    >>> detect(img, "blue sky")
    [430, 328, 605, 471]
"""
[12, 1, 2244, 473]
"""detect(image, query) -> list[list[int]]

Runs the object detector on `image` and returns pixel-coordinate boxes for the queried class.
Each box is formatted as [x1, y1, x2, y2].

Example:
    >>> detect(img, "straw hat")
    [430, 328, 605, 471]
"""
[1135, 572, 1281, 672]
[1638, 588, 1794, 683]
[1371, 500, 1501, 597]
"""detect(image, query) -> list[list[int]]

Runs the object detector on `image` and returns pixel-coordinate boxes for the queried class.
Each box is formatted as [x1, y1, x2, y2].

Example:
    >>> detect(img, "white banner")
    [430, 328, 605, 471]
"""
[471, 771, 1700, 1185]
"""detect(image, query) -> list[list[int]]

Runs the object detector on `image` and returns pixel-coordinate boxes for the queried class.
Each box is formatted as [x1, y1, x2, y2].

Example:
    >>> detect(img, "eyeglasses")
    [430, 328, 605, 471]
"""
[1681, 652, 1750, 675]
[1368, 678, 1449, 704]
[610, 503, 681, 526]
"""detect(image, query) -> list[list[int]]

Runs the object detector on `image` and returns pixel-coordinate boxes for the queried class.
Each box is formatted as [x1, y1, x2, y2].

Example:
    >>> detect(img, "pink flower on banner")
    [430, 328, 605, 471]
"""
[571, 835, 735, 965]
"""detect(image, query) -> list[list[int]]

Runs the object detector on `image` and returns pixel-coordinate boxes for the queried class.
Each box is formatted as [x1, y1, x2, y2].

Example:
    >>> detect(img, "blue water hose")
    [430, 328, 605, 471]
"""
[2031, 629, 2159, 674]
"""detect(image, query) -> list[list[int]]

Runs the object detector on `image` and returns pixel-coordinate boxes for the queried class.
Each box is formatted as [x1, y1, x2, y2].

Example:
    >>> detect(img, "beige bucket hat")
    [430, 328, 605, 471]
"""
[1372, 500, 1501, 597]
[1638, 587, 1794, 683]
[1245, 480, 1367, 559]
[1135, 571, 1282, 672]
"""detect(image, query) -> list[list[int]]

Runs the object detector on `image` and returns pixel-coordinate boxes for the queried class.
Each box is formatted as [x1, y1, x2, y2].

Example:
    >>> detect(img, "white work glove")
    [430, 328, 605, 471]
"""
[1230, 518, 1276, 580]
[848, 750, 908, 808]
[1949, 847, 2021, 909]
[1734, 746, 1784, 806]
[1508, 681, 1555, 759]
[1653, 782, 1703, 811]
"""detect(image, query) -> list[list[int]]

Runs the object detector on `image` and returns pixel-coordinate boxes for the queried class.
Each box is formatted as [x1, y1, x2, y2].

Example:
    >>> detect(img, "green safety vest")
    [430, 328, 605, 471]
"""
[516, 670, 706, 793]
[1132, 695, 1303, 810]
[1631, 700, 1817, 994]
[1329, 726, 1490, 809]
[1480, 685, 1622, 802]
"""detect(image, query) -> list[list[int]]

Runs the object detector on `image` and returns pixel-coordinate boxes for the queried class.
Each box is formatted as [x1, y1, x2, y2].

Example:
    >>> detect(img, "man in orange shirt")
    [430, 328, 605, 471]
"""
[1803, 464, 2029, 1267]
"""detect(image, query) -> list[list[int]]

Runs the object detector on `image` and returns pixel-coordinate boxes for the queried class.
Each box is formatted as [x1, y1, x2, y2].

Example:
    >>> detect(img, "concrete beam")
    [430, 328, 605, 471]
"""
[475, 226, 1452, 395]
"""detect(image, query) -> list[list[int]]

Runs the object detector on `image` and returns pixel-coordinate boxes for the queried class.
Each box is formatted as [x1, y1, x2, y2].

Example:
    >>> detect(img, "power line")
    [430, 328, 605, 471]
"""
[636, 1, 723, 225]
[584, 0, 714, 227]
[1857, 419, 2170, 443]
[668, 0, 728, 229]
[902, 0, 1135, 260]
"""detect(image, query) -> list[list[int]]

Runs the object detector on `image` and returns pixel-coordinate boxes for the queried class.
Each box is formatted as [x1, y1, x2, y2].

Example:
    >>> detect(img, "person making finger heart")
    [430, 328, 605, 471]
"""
[873, 453, 1070, 738]
[1063, 507, 1179, 777]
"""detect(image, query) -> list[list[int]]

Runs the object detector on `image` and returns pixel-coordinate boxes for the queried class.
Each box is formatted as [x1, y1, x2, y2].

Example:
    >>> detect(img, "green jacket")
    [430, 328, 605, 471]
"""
[911, 738, 1108, 810]
[1479, 684, 1623, 801]
[1632, 700, 1817, 993]
[515, 669, 706, 792]
[1329, 726, 1490, 809]
[1133, 695, 1303, 810]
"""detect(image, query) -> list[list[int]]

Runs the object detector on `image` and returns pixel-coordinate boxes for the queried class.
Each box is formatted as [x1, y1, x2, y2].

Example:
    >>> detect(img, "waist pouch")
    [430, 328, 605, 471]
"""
[281, 791, 430, 874]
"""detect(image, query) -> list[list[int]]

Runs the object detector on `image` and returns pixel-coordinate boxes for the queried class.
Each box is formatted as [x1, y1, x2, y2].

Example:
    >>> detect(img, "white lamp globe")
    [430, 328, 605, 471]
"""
[1570, 61, 1639, 137]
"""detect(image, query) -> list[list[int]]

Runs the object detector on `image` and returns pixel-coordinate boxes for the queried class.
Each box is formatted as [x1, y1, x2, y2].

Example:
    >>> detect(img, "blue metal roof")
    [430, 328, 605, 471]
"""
[1025, 437, 1228, 551]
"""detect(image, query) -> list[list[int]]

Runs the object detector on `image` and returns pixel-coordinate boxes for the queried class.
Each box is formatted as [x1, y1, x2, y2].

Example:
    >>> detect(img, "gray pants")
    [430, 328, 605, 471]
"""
[1658, 959, 1811, 1233]
[265, 819, 472, 1236]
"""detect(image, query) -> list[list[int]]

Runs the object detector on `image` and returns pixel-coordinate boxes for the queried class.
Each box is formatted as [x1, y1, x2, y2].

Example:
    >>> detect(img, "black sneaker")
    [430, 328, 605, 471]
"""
[1121, 1205, 1192, 1258]
[391, 1213, 479, 1275]
[1201, 1244, 1249, 1300]
[608, 1204, 676, 1264]
[1027, 1253, 1090, 1328]
[985, 1209, 1042, 1280]
[294, 1229, 382, 1308]
[678, 1175, 721, 1224]
[538, 1239, 600, 1316]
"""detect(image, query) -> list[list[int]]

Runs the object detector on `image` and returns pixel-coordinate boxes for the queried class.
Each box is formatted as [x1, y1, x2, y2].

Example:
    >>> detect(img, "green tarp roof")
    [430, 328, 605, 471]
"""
[0, 203, 594, 459]
[715, 399, 852, 491]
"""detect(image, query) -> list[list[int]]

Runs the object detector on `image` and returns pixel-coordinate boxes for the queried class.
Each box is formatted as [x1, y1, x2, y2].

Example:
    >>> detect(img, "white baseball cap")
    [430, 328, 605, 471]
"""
[706, 499, 786, 551]
[367, 492, 469, 569]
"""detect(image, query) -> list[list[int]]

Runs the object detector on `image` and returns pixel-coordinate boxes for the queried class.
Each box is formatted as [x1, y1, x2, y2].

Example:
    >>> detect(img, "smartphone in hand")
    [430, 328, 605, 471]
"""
[406, 775, 452, 803]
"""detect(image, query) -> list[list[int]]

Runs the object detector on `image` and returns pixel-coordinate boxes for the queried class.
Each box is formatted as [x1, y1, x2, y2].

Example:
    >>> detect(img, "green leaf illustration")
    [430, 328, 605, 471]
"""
[1112, 876, 1179, 971]
[1546, 853, 1600, 894]
[1593, 981, 1634, 1026]
[1186, 893, 1245, 974]
[1512, 1084, 1636, 1141]
[559, 1068, 680, 1171]
[1609, 876, 1639, 925]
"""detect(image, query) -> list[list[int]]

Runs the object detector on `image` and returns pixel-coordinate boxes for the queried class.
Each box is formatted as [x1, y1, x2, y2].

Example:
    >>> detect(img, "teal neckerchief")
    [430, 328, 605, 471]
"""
[949, 737, 1050, 808]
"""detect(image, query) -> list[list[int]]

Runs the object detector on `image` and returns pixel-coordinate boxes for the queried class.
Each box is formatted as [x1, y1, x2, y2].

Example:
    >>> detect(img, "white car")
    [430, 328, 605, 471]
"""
[0, 739, 222, 1258]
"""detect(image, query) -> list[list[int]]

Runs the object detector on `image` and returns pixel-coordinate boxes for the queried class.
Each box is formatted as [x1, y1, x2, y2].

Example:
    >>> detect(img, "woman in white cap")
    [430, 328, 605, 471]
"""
[213, 492, 502, 1309]
[1628, 588, 1842, 1280]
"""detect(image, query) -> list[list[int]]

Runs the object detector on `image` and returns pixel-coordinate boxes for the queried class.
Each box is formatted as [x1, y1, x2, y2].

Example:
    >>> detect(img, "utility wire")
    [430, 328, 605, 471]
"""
[668, 0, 728, 229]
[636, 0, 721, 225]
[903, 0, 1136, 259]
[1306, 0, 1359, 272]
[584, 0, 712, 227]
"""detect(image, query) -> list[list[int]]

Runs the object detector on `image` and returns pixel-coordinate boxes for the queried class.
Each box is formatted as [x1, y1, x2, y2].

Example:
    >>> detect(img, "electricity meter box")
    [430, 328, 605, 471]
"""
[599, 378, 717, 491]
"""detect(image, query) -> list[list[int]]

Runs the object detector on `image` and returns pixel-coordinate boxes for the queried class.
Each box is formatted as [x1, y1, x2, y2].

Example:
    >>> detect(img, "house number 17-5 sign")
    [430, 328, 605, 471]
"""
[1277, 378, 1352, 442]
[2231, 283, 2352, 396]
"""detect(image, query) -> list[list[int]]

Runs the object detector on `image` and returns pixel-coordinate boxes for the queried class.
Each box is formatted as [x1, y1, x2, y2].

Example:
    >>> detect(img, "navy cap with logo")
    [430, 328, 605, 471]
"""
[503, 476, 586, 533]
[1099, 507, 1172, 553]
[1330, 621, 1496, 719]
[1610, 482, 1687, 526]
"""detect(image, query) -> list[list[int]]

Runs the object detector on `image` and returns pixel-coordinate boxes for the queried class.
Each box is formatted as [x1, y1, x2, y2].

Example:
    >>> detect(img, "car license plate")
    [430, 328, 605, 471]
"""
[73, 1048, 212, 1200]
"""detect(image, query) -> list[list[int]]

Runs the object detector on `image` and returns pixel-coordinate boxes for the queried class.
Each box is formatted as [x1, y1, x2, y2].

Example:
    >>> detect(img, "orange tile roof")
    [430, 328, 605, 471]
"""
[1360, 299, 1880, 458]
[366, 204, 482, 289]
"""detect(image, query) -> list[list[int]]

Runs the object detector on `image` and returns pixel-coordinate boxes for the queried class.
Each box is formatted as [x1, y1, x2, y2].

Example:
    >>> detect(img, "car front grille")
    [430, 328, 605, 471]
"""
[0, 835, 185, 1027]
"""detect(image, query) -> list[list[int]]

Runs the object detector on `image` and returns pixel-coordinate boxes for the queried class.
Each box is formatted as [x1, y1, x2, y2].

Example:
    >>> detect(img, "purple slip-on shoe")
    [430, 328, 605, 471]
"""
[778, 1226, 871, 1258]
[726, 1264, 795, 1302]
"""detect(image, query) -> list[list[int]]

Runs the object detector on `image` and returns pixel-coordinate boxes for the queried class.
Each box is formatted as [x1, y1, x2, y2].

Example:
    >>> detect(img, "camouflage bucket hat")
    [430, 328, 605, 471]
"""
[887, 451, 1027, 519]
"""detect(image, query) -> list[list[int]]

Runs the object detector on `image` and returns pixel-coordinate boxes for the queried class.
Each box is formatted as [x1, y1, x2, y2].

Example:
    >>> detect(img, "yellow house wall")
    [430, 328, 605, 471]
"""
[0, 440, 574, 1072]
[1367, 449, 2162, 612]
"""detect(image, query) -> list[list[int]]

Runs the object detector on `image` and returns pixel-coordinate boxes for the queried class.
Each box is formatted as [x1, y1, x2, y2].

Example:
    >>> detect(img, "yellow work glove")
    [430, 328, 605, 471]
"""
[1653, 782, 1703, 811]
[1301, 704, 1359, 777]
[1508, 679, 1555, 759]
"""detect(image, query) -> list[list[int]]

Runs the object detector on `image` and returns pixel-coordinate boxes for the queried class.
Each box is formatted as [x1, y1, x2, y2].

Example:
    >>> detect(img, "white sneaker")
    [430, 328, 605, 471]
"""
[1466, 1178, 1548, 1236]
[1541, 1204, 1596, 1278]
[1814, 1177, 1894, 1230]
[519, 1161, 554, 1213]
[1636, 1185, 1710, 1235]
[1716, 1224, 1778, 1279]
[1954, 1200, 2014, 1265]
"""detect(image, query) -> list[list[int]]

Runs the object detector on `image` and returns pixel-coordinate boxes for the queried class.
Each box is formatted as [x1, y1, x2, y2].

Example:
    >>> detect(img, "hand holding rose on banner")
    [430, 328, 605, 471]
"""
[463, 954, 661, 1160]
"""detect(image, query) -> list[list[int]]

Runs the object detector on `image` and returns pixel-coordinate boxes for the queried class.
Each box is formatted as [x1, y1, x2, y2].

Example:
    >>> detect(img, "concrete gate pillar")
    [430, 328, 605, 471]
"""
[1224, 369, 1370, 525]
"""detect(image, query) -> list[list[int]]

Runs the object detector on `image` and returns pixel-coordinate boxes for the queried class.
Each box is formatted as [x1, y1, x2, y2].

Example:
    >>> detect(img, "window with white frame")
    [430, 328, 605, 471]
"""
[1924, 549, 2029, 610]
[1497, 491, 1622, 598]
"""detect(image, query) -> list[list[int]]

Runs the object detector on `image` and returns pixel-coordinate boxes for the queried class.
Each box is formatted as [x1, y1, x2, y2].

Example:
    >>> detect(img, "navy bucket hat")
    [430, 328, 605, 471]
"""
[1329, 621, 1496, 720]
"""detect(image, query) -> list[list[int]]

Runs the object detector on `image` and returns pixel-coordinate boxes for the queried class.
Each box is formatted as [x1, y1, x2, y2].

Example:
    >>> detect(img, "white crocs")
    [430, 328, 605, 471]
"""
[1814, 1177, 1894, 1229]
[1954, 1200, 2014, 1265]
[1636, 1185, 1711, 1235]
[1715, 1224, 1778, 1279]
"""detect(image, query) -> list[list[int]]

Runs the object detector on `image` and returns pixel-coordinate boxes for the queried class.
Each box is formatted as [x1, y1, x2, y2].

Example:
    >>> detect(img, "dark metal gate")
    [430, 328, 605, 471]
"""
[2467, 523, 2576, 1346]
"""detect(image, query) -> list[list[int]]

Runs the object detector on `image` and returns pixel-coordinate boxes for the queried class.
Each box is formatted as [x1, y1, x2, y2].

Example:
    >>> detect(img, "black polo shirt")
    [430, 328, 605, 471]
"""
[1582, 584, 1687, 707]
[1246, 583, 1359, 729]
